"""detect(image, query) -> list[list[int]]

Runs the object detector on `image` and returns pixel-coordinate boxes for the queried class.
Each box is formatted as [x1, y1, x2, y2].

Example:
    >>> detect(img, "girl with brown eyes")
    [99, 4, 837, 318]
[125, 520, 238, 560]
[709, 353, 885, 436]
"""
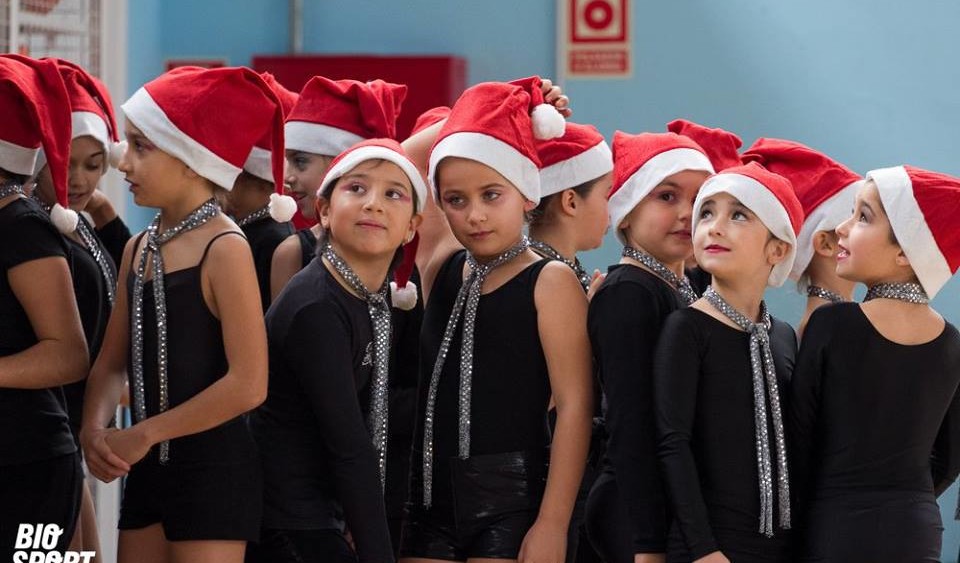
[789, 167, 960, 562]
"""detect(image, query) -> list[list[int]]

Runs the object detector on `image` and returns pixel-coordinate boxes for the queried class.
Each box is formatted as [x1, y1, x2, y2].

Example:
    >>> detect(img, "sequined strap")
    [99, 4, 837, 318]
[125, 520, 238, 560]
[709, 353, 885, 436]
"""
[806, 285, 844, 304]
[321, 242, 392, 489]
[0, 181, 24, 200]
[864, 282, 929, 304]
[530, 239, 591, 291]
[236, 204, 272, 228]
[622, 246, 698, 305]
[75, 218, 116, 306]
[702, 286, 790, 536]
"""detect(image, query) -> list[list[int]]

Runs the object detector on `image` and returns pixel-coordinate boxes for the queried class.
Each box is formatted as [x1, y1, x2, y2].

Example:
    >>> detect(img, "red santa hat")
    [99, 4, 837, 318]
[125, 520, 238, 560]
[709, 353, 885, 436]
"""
[0, 55, 77, 233]
[316, 138, 428, 310]
[537, 122, 612, 197]
[285, 77, 407, 157]
[607, 131, 715, 244]
[122, 66, 285, 193]
[866, 165, 960, 299]
[742, 138, 863, 281]
[666, 119, 743, 171]
[428, 76, 566, 204]
[410, 106, 451, 136]
[49, 59, 123, 167]
[693, 162, 804, 287]
[259, 72, 299, 116]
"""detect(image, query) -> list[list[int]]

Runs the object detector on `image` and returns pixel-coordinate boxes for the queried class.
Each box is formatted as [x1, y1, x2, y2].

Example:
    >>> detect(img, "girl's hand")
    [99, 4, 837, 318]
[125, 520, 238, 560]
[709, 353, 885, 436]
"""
[518, 518, 567, 563]
[694, 552, 731, 563]
[587, 269, 605, 301]
[104, 425, 152, 467]
[635, 554, 666, 563]
[81, 426, 131, 482]
[539, 78, 572, 118]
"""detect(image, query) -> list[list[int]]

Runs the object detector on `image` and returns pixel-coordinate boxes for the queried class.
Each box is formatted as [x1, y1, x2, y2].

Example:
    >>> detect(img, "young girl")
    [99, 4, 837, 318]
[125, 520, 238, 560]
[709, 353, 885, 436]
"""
[789, 166, 960, 562]
[742, 138, 863, 336]
[398, 77, 592, 563]
[270, 76, 407, 300]
[585, 121, 740, 563]
[0, 55, 89, 561]
[248, 138, 426, 563]
[654, 162, 803, 562]
[80, 66, 283, 563]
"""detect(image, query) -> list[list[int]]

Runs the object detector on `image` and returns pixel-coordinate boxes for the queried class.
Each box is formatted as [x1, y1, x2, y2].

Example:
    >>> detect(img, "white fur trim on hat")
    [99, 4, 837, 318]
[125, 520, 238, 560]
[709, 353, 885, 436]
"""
[790, 179, 863, 281]
[390, 280, 418, 310]
[531, 104, 566, 140]
[318, 144, 429, 213]
[244, 145, 274, 184]
[868, 166, 952, 298]
[284, 121, 365, 157]
[71, 111, 111, 151]
[122, 88, 242, 190]
[693, 173, 798, 288]
[540, 140, 612, 198]
[609, 148, 714, 245]
[429, 132, 541, 204]
[0, 137, 40, 177]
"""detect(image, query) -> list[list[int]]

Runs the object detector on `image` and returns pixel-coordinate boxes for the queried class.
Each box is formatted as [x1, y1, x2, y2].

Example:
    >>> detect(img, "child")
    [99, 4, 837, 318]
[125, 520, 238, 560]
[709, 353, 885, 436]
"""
[270, 76, 407, 300]
[399, 77, 592, 563]
[585, 121, 740, 563]
[249, 138, 426, 563]
[742, 138, 863, 336]
[80, 66, 282, 563]
[0, 55, 89, 562]
[654, 162, 803, 562]
[789, 166, 960, 562]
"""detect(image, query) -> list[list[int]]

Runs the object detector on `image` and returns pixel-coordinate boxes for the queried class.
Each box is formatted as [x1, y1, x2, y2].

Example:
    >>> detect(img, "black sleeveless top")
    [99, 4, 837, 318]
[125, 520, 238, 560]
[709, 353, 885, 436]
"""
[126, 231, 256, 464]
[419, 250, 552, 465]
[241, 217, 293, 312]
[297, 227, 317, 270]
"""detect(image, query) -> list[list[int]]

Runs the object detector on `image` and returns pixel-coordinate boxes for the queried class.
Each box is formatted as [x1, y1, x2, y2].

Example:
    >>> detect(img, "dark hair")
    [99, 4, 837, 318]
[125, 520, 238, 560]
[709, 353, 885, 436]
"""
[315, 158, 419, 275]
[527, 174, 606, 227]
[0, 168, 28, 185]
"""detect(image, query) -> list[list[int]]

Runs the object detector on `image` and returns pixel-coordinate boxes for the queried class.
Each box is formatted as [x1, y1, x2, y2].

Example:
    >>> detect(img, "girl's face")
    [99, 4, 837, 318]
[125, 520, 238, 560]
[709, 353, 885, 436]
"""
[436, 157, 535, 260]
[318, 159, 421, 261]
[574, 172, 612, 251]
[34, 135, 106, 211]
[285, 150, 332, 220]
[835, 180, 912, 285]
[693, 191, 789, 283]
[620, 170, 709, 264]
[118, 123, 196, 209]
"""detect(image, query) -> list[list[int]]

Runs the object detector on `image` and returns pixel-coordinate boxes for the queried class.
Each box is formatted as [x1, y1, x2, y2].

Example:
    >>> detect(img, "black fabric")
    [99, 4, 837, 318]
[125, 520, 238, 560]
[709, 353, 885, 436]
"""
[62, 215, 116, 450]
[246, 529, 357, 563]
[297, 227, 317, 270]
[252, 257, 393, 563]
[121, 231, 261, 537]
[94, 214, 132, 269]
[685, 266, 711, 296]
[0, 453, 82, 562]
[584, 471, 635, 563]
[0, 198, 76, 466]
[241, 217, 294, 312]
[654, 307, 797, 562]
[789, 303, 960, 561]
[587, 264, 684, 555]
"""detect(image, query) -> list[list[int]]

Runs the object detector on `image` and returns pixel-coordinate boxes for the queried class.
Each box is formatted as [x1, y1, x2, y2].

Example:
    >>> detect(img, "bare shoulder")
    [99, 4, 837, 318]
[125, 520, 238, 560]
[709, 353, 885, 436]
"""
[535, 260, 585, 305]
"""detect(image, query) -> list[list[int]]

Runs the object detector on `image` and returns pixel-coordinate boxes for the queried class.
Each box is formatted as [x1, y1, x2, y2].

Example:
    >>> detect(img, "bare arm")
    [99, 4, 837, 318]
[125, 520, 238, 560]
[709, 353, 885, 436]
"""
[520, 262, 593, 563]
[0, 256, 88, 388]
[270, 233, 304, 301]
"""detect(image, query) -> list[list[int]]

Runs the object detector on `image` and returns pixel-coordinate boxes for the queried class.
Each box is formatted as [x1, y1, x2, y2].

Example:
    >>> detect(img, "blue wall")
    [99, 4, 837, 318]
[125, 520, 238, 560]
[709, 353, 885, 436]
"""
[126, 2, 958, 556]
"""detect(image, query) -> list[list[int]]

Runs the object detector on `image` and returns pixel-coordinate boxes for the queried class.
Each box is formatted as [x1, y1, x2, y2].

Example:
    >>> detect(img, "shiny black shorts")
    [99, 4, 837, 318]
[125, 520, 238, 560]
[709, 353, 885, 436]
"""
[400, 448, 548, 561]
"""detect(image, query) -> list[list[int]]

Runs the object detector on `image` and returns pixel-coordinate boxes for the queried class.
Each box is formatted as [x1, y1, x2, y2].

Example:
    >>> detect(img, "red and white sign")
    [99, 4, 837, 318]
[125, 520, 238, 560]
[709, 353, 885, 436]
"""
[559, 0, 631, 78]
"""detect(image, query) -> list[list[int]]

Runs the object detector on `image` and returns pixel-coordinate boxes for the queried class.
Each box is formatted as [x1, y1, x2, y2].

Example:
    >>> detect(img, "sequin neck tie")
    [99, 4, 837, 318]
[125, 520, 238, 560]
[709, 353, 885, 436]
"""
[130, 198, 221, 464]
[421, 236, 531, 508]
[622, 246, 699, 305]
[321, 241, 393, 489]
[0, 181, 24, 200]
[864, 282, 929, 304]
[530, 239, 590, 291]
[76, 218, 116, 305]
[236, 204, 272, 228]
[703, 286, 791, 537]
[806, 285, 844, 304]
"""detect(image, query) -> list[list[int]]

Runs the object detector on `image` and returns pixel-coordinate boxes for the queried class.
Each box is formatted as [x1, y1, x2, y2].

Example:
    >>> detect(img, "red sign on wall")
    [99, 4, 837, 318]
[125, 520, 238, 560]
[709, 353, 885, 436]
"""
[560, 0, 631, 78]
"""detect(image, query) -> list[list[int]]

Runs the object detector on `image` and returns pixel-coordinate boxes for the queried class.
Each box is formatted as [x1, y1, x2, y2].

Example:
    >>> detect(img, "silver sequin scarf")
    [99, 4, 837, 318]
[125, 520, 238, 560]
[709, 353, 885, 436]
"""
[421, 236, 531, 507]
[236, 204, 272, 228]
[530, 239, 590, 291]
[622, 246, 698, 305]
[0, 181, 24, 200]
[321, 241, 393, 489]
[130, 198, 221, 464]
[864, 282, 929, 304]
[703, 285, 791, 537]
[806, 285, 844, 304]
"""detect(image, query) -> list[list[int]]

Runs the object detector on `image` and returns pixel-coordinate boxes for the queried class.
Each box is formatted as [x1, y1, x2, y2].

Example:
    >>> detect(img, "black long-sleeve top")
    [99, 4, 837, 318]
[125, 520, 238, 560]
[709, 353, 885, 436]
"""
[589, 264, 684, 553]
[94, 215, 131, 269]
[654, 307, 796, 562]
[240, 217, 293, 312]
[252, 257, 393, 563]
[789, 303, 960, 516]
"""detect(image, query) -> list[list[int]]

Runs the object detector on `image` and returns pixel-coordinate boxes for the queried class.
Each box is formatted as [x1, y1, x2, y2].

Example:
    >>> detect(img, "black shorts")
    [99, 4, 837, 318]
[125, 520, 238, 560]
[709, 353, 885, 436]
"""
[0, 453, 82, 562]
[118, 450, 262, 542]
[400, 448, 547, 561]
[246, 529, 356, 563]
